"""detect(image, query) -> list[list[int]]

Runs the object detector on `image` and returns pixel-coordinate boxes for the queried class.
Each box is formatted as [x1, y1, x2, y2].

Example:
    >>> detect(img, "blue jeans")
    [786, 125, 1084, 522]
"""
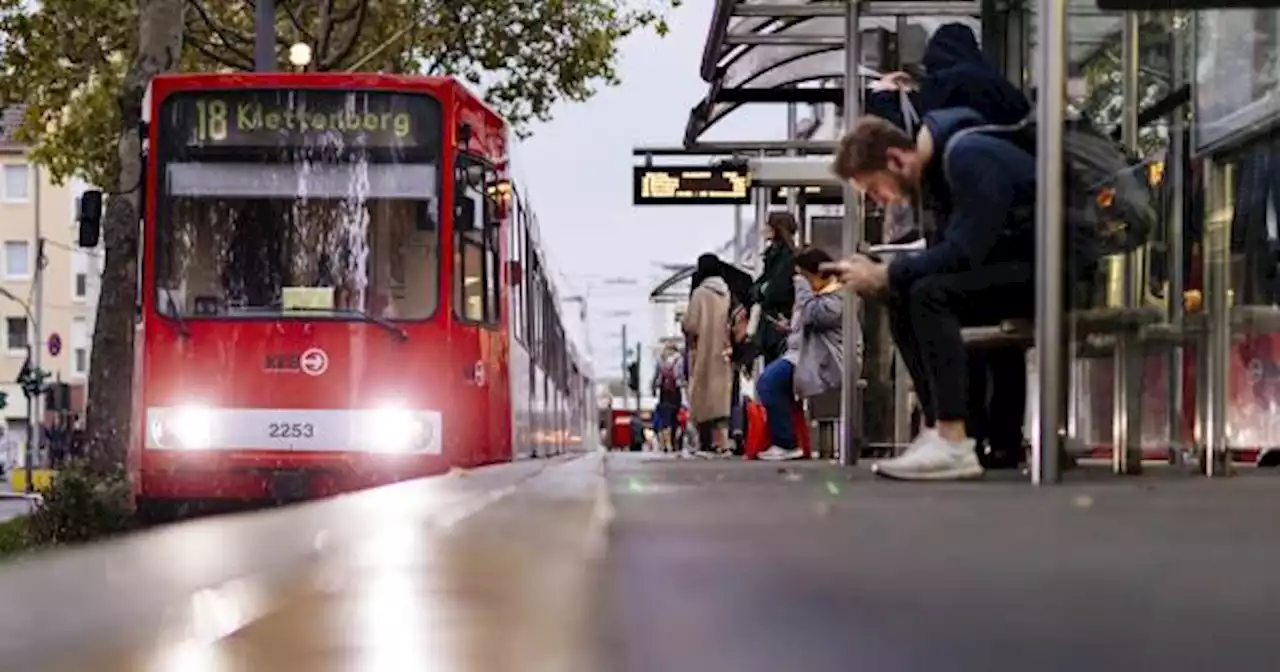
[729, 374, 743, 436]
[757, 358, 796, 449]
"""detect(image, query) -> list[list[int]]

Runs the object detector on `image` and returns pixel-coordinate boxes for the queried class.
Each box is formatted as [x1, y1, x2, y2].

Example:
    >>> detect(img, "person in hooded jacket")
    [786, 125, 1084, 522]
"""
[871, 23, 1033, 470]
[826, 110, 1049, 481]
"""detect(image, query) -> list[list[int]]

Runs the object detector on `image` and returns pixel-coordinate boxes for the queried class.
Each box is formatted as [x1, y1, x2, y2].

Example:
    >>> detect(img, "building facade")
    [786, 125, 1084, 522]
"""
[0, 105, 102, 448]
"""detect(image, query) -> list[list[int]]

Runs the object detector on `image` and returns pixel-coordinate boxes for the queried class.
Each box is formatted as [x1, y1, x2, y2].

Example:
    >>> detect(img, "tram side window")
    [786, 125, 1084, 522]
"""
[453, 157, 500, 325]
[519, 225, 529, 343]
[511, 198, 525, 344]
[486, 222, 501, 324]
[531, 262, 544, 361]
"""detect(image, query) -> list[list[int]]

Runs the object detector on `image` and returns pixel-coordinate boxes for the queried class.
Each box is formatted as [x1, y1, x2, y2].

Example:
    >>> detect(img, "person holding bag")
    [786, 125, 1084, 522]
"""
[756, 247, 847, 462]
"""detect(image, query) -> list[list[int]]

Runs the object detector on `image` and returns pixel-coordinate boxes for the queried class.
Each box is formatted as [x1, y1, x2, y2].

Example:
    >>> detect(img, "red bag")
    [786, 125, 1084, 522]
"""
[744, 399, 812, 460]
[745, 400, 769, 459]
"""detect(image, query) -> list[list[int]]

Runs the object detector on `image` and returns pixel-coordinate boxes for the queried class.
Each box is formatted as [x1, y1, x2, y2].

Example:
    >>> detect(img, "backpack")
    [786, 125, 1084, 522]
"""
[657, 361, 679, 393]
[942, 115, 1157, 258]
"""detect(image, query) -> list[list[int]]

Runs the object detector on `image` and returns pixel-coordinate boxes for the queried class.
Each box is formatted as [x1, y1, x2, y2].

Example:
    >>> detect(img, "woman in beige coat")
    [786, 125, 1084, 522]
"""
[682, 254, 735, 455]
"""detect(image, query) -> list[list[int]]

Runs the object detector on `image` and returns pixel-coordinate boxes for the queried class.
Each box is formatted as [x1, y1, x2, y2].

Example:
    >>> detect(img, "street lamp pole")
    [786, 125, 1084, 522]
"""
[32, 166, 44, 489]
[254, 0, 276, 71]
[620, 323, 628, 411]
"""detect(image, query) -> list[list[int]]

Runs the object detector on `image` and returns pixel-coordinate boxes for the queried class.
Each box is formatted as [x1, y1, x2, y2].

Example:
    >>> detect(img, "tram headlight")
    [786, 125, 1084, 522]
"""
[366, 406, 428, 453]
[151, 405, 215, 450]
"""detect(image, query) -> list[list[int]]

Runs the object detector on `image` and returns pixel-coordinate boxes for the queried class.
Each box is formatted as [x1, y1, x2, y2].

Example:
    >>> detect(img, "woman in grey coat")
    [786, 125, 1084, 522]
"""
[756, 247, 848, 462]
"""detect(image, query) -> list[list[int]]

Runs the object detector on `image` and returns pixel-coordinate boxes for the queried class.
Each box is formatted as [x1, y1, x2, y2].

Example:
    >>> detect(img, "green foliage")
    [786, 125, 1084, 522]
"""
[25, 461, 135, 546]
[0, 515, 30, 556]
[1078, 19, 1187, 158]
[0, 0, 679, 187]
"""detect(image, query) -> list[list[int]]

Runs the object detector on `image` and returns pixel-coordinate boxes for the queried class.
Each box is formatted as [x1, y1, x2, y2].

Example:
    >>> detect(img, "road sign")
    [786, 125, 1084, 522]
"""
[47, 333, 62, 357]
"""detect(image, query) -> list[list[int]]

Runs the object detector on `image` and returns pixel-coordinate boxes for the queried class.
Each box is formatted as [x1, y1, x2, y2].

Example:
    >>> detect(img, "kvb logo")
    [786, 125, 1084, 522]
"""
[300, 348, 329, 376]
[265, 348, 330, 375]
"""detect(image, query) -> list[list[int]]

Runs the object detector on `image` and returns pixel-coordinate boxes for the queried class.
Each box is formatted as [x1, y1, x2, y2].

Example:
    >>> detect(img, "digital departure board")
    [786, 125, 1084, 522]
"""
[633, 167, 751, 206]
[162, 89, 438, 151]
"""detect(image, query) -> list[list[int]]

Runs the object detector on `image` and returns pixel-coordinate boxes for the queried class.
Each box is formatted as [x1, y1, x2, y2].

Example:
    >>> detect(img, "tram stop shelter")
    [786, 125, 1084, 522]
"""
[635, 0, 1280, 484]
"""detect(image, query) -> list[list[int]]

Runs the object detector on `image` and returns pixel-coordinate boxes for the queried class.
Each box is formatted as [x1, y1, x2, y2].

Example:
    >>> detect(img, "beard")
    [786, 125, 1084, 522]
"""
[890, 168, 920, 204]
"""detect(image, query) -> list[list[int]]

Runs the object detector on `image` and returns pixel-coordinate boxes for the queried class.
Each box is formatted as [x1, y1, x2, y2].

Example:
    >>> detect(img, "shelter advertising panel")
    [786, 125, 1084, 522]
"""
[1194, 9, 1280, 152]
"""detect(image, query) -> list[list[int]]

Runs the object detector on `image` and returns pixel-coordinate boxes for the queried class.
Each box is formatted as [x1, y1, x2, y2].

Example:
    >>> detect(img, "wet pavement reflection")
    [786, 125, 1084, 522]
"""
[35, 455, 604, 672]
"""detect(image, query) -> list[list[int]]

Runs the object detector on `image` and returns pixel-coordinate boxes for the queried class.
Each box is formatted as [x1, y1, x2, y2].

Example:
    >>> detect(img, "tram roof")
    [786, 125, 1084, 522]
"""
[689, 0, 1133, 146]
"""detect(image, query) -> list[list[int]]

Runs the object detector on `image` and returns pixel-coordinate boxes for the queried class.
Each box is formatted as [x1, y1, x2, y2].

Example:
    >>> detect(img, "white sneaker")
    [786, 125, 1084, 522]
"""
[902, 428, 938, 456]
[758, 446, 805, 462]
[873, 435, 984, 481]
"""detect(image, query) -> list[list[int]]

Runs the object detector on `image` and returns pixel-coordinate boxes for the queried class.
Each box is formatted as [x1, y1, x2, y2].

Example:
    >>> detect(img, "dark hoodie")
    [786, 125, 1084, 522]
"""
[885, 108, 1037, 294]
[918, 24, 1030, 125]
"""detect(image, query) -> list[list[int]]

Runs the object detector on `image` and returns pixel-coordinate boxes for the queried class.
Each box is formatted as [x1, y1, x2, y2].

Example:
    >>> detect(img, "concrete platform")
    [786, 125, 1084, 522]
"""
[600, 454, 1280, 672]
[5, 452, 1280, 671]
[6, 455, 609, 671]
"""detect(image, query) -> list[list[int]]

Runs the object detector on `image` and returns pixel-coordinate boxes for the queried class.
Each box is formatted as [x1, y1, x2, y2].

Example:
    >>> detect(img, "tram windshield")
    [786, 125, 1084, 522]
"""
[153, 89, 442, 321]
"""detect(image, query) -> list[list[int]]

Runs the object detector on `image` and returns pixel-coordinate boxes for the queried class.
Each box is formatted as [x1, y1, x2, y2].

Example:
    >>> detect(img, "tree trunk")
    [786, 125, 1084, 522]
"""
[84, 0, 185, 475]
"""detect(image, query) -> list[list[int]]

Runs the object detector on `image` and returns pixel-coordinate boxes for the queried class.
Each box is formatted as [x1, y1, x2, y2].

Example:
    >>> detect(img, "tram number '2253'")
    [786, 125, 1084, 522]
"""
[269, 422, 315, 439]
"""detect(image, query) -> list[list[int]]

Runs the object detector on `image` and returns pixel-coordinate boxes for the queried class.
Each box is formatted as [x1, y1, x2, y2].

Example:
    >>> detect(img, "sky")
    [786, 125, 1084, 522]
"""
[511, 2, 787, 381]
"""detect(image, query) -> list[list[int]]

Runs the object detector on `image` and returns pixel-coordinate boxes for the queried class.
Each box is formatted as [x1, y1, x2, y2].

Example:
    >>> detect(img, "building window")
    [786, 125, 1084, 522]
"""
[72, 316, 89, 377]
[71, 249, 89, 300]
[3, 241, 29, 280]
[2, 164, 29, 202]
[5, 317, 28, 354]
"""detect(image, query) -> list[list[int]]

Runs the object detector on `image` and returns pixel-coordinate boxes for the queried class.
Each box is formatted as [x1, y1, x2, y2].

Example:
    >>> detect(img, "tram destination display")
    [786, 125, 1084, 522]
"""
[633, 166, 751, 205]
[163, 89, 438, 151]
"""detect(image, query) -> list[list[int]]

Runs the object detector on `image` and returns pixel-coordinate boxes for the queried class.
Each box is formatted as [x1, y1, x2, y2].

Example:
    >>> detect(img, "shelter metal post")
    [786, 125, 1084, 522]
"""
[754, 150, 771, 275]
[734, 204, 745, 265]
[620, 324, 628, 414]
[1032, 0, 1067, 484]
[1166, 12, 1187, 465]
[1112, 13, 1143, 475]
[787, 100, 801, 219]
[1202, 159, 1234, 477]
[839, 0, 864, 466]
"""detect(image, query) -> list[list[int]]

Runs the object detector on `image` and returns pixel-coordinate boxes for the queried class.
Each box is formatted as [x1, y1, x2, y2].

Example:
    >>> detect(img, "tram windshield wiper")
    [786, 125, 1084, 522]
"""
[336, 308, 409, 342]
[160, 287, 190, 338]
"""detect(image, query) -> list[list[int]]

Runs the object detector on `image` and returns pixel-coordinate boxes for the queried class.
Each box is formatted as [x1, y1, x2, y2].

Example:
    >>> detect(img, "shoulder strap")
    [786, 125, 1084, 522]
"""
[940, 116, 1034, 186]
[900, 90, 919, 138]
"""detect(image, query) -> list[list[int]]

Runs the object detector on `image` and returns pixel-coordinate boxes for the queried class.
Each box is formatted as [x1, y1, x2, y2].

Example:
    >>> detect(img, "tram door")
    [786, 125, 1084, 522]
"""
[453, 155, 500, 465]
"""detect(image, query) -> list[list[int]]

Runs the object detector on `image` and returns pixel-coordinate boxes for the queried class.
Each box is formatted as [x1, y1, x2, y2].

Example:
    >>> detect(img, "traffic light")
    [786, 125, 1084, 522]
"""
[626, 361, 640, 393]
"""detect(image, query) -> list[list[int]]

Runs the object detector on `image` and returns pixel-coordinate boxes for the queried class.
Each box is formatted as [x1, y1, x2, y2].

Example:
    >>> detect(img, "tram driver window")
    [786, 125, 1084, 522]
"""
[157, 160, 441, 321]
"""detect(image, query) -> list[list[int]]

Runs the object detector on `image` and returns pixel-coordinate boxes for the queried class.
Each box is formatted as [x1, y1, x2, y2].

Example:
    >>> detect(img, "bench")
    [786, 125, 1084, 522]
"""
[959, 307, 1170, 351]
[961, 319, 1034, 348]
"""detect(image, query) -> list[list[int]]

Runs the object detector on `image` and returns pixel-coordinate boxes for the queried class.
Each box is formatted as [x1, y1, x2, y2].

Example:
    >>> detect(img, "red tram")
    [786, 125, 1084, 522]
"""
[75, 73, 593, 518]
